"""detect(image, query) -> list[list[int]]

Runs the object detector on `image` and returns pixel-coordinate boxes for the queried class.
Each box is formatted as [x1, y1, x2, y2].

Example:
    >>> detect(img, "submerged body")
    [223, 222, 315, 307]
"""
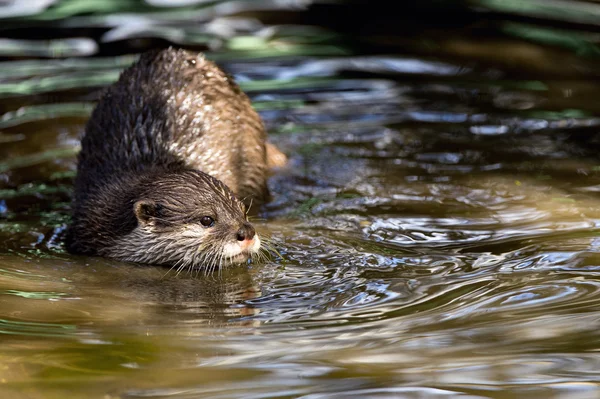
[65, 48, 271, 269]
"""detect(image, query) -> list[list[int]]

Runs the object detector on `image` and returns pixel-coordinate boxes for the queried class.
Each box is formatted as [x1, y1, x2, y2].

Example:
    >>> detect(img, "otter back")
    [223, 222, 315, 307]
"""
[76, 48, 269, 205]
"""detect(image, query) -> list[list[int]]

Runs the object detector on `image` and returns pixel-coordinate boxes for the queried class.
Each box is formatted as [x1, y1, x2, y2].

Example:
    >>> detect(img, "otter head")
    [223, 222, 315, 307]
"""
[103, 169, 260, 272]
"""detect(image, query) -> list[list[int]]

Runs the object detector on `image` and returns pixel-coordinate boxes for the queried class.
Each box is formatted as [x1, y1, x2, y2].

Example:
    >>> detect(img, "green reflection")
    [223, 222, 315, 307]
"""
[0, 268, 49, 279]
[0, 318, 76, 337]
[504, 23, 600, 57]
[1, 290, 67, 300]
[0, 71, 120, 98]
[239, 77, 341, 92]
[0, 223, 29, 234]
[29, 0, 155, 20]
[252, 99, 304, 111]
[210, 44, 350, 61]
[527, 109, 590, 119]
[478, 0, 600, 25]
[0, 38, 98, 58]
[0, 147, 79, 173]
[0, 103, 93, 129]
[0, 55, 137, 80]
[0, 183, 72, 199]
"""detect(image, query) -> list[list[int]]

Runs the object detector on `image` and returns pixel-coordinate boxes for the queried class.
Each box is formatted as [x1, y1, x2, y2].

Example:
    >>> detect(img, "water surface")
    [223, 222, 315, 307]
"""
[3, 1, 600, 398]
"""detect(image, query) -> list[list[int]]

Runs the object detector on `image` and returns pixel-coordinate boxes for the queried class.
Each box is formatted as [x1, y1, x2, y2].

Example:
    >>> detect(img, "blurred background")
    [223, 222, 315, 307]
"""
[3, 1, 600, 398]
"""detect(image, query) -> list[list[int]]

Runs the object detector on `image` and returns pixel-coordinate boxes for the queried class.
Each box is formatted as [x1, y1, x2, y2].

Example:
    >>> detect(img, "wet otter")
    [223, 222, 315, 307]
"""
[65, 48, 274, 271]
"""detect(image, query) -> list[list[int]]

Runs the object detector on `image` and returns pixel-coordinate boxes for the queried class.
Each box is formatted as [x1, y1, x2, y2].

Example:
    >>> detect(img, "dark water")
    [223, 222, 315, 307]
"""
[3, 1, 600, 398]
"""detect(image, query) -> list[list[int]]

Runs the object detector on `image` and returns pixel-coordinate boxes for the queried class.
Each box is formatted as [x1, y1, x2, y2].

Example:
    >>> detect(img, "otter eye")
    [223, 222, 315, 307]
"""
[200, 216, 215, 227]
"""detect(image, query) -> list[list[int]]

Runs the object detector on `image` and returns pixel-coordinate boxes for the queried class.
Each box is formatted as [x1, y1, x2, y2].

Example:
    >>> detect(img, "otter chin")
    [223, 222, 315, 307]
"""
[64, 48, 275, 270]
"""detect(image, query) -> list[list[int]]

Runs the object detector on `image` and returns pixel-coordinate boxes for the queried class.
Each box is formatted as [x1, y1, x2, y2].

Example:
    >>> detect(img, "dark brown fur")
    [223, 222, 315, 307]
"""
[65, 48, 269, 262]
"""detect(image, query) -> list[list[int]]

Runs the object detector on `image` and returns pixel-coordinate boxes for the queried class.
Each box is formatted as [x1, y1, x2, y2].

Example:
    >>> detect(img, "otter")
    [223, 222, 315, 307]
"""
[65, 48, 277, 271]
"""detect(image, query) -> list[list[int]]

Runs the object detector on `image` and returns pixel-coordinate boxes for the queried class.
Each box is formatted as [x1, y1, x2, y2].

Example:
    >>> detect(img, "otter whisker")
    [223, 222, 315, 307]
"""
[255, 247, 269, 264]
[190, 249, 202, 278]
[201, 251, 212, 276]
[246, 197, 253, 216]
[163, 258, 180, 278]
[210, 245, 221, 273]
[174, 258, 187, 277]
[202, 246, 216, 276]
[217, 251, 225, 277]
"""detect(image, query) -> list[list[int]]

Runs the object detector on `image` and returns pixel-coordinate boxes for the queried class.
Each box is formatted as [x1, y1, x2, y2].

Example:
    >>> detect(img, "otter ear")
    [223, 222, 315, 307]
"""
[134, 200, 159, 225]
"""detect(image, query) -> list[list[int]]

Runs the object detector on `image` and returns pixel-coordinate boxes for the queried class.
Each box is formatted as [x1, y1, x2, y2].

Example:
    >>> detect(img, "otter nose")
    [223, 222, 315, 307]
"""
[236, 223, 255, 241]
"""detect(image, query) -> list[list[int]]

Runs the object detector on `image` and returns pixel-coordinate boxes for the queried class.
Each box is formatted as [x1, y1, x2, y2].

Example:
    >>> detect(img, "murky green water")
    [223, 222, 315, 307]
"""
[3, 1, 600, 398]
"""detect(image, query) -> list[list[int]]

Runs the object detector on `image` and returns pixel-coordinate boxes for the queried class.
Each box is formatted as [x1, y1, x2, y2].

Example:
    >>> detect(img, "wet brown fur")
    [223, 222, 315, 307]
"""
[65, 48, 272, 260]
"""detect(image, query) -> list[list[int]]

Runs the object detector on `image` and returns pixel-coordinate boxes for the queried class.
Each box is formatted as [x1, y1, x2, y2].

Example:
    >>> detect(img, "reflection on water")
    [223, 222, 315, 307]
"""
[3, 0, 600, 398]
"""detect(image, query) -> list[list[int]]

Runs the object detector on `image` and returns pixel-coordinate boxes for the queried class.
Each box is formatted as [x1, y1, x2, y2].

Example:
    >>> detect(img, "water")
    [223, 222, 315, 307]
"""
[3, 1, 600, 398]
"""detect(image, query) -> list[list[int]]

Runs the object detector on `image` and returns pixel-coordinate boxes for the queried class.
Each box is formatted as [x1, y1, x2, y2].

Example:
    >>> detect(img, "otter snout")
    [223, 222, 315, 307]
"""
[236, 223, 255, 242]
[236, 223, 259, 254]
